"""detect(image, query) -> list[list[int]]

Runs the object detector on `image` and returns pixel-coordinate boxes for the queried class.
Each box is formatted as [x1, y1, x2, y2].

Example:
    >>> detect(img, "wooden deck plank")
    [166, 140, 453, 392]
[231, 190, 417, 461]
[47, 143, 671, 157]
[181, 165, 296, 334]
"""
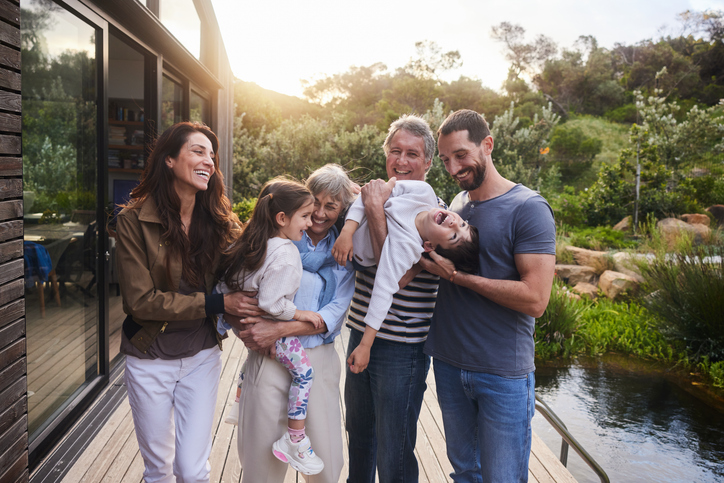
[47, 327, 578, 483]
[59, 400, 132, 483]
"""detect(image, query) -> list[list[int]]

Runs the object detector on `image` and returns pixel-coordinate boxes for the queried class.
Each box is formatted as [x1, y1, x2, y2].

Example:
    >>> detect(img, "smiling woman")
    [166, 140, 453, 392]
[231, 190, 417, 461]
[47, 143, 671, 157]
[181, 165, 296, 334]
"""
[114, 122, 255, 482]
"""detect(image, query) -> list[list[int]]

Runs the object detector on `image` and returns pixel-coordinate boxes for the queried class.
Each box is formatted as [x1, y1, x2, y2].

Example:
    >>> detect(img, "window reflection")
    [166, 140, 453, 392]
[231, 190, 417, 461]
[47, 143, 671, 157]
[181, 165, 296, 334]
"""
[21, 0, 99, 438]
[159, 0, 200, 59]
[190, 90, 210, 126]
[161, 74, 183, 132]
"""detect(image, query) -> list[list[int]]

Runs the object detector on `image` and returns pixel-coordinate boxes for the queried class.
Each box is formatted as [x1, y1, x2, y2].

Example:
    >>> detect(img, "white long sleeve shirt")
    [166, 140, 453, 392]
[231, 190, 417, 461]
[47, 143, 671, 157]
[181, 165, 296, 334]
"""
[347, 180, 438, 330]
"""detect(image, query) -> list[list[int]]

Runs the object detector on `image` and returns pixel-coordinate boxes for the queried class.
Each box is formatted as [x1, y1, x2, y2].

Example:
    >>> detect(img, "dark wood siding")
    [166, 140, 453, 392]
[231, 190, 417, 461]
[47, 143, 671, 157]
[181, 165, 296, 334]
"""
[0, 1, 26, 482]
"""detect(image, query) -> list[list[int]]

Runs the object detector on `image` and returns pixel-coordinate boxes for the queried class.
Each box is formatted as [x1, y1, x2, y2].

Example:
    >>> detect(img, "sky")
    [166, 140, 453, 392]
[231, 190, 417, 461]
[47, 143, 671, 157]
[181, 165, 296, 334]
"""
[211, 0, 724, 99]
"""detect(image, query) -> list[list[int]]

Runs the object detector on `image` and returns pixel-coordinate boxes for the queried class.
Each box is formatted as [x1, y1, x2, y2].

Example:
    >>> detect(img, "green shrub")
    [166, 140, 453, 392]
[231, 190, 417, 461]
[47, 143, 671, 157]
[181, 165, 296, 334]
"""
[232, 198, 256, 223]
[698, 357, 724, 389]
[548, 186, 587, 227]
[604, 103, 637, 123]
[640, 244, 724, 361]
[567, 225, 637, 250]
[535, 278, 586, 359]
[577, 298, 679, 361]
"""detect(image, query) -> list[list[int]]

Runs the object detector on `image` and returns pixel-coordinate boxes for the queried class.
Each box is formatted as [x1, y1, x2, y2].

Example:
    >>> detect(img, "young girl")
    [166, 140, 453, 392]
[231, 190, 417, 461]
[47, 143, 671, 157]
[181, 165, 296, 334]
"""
[216, 177, 325, 476]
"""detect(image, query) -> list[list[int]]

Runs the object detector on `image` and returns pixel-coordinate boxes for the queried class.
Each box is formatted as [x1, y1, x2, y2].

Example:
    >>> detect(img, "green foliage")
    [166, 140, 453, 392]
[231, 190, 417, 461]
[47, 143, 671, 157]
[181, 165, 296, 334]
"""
[640, 244, 724, 361]
[490, 101, 560, 189]
[699, 357, 724, 388]
[577, 299, 679, 361]
[535, 278, 586, 359]
[567, 225, 637, 250]
[547, 186, 587, 227]
[549, 124, 603, 187]
[232, 198, 256, 223]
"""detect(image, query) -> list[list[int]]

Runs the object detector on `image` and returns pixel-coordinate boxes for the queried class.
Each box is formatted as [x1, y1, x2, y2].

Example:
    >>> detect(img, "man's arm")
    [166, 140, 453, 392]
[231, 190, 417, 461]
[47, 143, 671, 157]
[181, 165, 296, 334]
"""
[361, 178, 393, 264]
[421, 251, 555, 318]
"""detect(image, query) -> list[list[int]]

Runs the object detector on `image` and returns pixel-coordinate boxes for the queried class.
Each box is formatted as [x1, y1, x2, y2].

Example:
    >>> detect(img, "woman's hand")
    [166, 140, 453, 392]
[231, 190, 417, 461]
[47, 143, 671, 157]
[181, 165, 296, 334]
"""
[224, 291, 266, 317]
[236, 317, 283, 356]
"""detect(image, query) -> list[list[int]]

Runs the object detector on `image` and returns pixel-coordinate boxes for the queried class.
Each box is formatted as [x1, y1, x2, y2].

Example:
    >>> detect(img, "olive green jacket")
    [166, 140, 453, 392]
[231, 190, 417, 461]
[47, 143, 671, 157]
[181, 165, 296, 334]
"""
[115, 196, 223, 354]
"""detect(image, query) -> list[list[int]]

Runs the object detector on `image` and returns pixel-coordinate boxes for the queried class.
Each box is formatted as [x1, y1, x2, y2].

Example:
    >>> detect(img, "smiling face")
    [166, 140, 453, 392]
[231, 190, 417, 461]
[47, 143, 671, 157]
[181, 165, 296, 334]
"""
[166, 132, 216, 198]
[277, 199, 314, 241]
[437, 130, 489, 192]
[385, 129, 432, 181]
[419, 208, 472, 251]
[308, 190, 343, 244]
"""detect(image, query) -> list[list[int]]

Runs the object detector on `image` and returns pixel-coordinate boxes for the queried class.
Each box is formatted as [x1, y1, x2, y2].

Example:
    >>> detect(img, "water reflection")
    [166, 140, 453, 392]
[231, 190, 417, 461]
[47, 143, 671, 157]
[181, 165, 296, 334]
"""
[533, 359, 724, 483]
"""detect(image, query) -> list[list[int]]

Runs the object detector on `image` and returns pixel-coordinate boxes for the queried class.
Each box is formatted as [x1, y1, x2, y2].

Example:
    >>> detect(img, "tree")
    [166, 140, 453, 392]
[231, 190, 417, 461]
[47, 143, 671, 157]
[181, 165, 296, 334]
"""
[490, 22, 557, 77]
[401, 40, 462, 80]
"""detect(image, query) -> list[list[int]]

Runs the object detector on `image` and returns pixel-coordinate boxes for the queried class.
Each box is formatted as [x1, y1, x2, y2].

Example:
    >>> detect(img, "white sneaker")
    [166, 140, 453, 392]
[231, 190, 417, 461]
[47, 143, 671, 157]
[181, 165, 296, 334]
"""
[272, 433, 324, 475]
[224, 400, 239, 425]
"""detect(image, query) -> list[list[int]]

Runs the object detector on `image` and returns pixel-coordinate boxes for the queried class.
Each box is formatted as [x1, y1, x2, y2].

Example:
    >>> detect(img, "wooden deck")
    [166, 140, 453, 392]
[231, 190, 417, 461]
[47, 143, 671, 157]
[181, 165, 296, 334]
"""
[52, 328, 577, 483]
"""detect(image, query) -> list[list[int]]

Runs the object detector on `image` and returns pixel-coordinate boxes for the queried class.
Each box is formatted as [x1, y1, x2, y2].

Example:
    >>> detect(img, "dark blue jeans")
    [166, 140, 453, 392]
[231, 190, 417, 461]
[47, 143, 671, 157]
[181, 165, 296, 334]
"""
[433, 359, 535, 483]
[344, 328, 430, 483]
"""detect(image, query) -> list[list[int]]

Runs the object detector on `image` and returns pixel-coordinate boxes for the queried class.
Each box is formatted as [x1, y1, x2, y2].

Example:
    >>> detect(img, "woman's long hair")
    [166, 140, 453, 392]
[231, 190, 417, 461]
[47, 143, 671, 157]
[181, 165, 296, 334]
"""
[220, 177, 312, 290]
[128, 122, 236, 288]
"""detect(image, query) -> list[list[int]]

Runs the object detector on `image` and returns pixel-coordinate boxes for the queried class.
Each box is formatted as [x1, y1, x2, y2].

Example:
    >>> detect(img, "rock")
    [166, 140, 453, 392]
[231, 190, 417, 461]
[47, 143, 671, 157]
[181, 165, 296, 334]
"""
[564, 246, 612, 273]
[680, 213, 710, 226]
[598, 270, 639, 300]
[706, 205, 724, 227]
[555, 264, 597, 285]
[612, 216, 632, 232]
[657, 217, 710, 249]
[612, 252, 646, 283]
[572, 282, 598, 300]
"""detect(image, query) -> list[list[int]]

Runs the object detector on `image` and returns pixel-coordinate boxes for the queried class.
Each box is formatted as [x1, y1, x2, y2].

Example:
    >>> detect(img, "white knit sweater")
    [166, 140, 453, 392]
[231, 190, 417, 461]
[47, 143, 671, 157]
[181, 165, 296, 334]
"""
[347, 180, 438, 330]
[215, 237, 302, 321]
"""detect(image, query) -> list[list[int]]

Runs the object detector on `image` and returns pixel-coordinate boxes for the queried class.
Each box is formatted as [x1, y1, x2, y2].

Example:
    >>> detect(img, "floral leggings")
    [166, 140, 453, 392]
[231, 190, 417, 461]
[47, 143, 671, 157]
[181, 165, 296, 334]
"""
[237, 336, 314, 420]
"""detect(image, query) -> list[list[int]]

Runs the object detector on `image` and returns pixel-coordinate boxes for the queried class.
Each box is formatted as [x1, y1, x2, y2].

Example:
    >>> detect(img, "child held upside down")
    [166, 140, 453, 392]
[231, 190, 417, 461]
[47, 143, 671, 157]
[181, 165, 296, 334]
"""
[332, 178, 479, 373]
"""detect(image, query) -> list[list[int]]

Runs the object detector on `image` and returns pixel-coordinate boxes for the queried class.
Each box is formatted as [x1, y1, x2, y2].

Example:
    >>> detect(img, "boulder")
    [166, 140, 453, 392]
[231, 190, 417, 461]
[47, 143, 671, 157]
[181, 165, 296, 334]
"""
[680, 213, 710, 226]
[612, 216, 632, 232]
[612, 252, 646, 283]
[564, 246, 611, 273]
[707, 205, 724, 227]
[657, 217, 710, 249]
[598, 270, 639, 300]
[555, 264, 597, 285]
[572, 282, 598, 300]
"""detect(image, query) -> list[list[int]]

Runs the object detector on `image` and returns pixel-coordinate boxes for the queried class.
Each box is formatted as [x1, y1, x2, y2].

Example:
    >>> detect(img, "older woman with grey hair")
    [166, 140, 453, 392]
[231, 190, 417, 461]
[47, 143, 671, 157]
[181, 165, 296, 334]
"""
[234, 164, 356, 483]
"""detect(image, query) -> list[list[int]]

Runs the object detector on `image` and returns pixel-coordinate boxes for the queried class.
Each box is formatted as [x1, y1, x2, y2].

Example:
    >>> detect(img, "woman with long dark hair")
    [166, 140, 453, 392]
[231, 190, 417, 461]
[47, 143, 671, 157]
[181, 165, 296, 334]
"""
[115, 122, 258, 483]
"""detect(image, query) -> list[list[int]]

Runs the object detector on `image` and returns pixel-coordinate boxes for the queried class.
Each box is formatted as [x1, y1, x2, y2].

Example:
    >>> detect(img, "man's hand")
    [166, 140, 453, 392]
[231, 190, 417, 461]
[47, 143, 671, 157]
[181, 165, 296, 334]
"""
[224, 291, 266, 317]
[419, 251, 456, 281]
[347, 343, 371, 373]
[361, 177, 396, 209]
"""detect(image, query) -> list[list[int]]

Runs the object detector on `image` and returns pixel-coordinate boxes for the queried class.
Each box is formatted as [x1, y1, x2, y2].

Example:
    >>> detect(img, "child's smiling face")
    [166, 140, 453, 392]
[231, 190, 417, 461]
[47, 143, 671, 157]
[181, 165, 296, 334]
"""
[421, 209, 472, 251]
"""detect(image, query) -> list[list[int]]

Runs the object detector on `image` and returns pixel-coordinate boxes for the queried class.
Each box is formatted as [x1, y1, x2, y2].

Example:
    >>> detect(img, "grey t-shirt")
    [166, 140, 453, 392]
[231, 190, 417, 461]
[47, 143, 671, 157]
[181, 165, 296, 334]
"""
[424, 184, 556, 376]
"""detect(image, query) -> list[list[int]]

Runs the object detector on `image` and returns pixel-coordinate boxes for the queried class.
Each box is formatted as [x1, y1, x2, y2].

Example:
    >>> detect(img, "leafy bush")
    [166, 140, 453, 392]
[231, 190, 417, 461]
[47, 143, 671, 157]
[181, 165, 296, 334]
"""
[577, 298, 679, 361]
[535, 278, 586, 359]
[547, 186, 587, 227]
[232, 198, 256, 223]
[567, 225, 637, 250]
[549, 125, 602, 187]
[640, 244, 724, 361]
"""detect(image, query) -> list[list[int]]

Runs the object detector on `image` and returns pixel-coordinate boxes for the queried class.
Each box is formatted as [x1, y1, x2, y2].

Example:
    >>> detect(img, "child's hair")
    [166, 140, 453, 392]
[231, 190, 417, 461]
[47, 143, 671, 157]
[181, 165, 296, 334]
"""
[219, 176, 313, 290]
[433, 224, 480, 274]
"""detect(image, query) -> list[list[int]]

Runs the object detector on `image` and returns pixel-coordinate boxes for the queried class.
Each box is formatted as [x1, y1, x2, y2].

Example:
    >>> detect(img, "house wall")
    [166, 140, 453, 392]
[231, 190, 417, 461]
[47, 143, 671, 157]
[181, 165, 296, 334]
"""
[0, 2, 28, 482]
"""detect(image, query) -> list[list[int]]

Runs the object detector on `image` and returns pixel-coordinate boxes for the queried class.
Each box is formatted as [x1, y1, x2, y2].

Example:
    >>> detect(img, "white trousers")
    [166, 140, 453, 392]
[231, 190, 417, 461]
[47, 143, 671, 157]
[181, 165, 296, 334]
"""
[125, 346, 222, 483]
[238, 342, 343, 483]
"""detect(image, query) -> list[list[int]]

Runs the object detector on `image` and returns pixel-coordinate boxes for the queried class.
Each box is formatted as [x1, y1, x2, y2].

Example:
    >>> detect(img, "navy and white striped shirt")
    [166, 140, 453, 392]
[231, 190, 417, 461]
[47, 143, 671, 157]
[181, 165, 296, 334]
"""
[346, 266, 440, 344]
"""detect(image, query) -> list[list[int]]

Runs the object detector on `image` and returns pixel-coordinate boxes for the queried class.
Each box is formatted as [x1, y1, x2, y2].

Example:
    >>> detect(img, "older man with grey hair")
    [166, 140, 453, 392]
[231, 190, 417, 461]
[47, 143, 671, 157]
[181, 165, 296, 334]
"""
[344, 114, 443, 483]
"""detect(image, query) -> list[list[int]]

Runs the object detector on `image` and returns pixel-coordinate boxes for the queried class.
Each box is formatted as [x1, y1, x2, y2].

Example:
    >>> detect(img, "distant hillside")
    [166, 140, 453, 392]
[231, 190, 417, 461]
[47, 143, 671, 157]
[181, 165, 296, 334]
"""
[234, 79, 321, 134]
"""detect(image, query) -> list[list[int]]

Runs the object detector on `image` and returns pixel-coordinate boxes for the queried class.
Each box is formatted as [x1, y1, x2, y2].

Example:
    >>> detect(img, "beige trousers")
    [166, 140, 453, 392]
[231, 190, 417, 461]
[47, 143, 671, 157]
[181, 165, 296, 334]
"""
[238, 342, 343, 483]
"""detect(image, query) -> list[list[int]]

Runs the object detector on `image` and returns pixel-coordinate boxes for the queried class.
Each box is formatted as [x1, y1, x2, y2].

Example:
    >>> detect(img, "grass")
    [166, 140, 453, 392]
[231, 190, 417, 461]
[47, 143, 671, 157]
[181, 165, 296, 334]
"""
[564, 115, 631, 167]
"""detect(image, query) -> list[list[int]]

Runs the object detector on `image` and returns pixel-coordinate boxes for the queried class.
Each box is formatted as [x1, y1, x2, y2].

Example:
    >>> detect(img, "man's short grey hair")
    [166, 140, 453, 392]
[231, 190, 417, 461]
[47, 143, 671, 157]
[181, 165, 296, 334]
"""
[306, 163, 356, 210]
[383, 114, 435, 163]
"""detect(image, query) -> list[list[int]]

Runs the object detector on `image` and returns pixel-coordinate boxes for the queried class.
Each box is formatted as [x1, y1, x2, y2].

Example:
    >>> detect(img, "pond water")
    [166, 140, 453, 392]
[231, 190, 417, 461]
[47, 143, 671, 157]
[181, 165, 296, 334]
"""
[532, 357, 724, 483]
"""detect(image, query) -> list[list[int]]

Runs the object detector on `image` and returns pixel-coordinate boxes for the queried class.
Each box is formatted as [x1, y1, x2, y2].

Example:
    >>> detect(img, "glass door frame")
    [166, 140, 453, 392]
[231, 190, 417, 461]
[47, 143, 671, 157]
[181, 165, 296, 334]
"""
[27, 0, 109, 466]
